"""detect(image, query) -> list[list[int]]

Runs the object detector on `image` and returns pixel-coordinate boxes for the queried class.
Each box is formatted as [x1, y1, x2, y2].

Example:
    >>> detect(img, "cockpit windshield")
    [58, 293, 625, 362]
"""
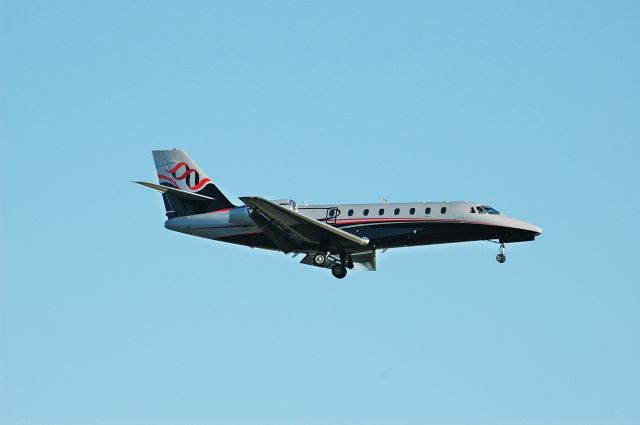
[481, 205, 500, 215]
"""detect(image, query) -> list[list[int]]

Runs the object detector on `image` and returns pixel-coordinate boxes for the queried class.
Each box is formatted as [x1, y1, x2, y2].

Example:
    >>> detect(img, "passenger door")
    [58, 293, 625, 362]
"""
[325, 207, 340, 225]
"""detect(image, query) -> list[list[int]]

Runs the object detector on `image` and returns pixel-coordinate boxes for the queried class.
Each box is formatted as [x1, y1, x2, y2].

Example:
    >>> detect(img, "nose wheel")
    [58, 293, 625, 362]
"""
[496, 243, 506, 263]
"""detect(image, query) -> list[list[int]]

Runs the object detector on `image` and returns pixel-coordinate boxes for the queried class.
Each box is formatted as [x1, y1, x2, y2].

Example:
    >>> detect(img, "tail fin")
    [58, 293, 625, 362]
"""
[152, 149, 236, 218]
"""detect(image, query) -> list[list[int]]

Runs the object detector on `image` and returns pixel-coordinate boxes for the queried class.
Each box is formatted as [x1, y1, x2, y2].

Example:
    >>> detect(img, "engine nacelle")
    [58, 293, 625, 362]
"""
[229, 199, 298, 226]
[228, 206, 255, 225]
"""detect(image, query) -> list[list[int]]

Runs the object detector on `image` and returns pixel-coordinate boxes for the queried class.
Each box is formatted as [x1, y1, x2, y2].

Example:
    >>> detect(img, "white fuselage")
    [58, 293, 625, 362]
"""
[165, 200, 542, 252]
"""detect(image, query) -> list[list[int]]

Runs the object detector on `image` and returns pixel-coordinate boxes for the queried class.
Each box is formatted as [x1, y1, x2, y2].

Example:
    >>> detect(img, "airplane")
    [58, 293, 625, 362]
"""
[136, 149, 542, 279]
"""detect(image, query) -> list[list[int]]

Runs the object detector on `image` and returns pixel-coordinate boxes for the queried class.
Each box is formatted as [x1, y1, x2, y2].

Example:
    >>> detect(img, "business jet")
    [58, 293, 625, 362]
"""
[136, 149, 542, 279]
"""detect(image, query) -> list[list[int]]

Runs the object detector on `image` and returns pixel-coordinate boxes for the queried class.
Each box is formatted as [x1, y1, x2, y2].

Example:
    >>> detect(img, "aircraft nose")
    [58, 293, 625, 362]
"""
[498, 216, 542, 242]
[515, 220, 542, 238]
[524, 222, 543, 236]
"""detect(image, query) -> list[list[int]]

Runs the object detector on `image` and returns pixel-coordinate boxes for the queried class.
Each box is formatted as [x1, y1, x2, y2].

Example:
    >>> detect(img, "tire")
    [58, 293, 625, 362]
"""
[331, 264, 347, 279]
[313, 253, 326, 266]
[496, 253, 506, 263]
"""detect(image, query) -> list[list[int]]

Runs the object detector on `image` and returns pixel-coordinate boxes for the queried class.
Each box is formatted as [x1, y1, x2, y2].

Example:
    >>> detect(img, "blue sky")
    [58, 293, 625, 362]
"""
[1, 1, 638, 424]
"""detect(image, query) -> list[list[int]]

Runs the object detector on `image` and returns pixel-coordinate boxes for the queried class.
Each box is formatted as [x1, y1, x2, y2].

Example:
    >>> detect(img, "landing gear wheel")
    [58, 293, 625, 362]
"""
[313, 253, 326, 266]
[331, 264, 347, 279]
[495, 242, 506, 263]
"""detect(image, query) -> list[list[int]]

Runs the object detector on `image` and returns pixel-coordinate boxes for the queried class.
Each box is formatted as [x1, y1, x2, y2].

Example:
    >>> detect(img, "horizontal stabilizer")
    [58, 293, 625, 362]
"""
[134, 181, 215, 202]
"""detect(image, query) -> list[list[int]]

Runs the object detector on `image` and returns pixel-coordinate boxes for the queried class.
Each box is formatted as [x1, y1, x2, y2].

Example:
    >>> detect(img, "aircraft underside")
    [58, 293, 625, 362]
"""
[215, 221, 536, 251]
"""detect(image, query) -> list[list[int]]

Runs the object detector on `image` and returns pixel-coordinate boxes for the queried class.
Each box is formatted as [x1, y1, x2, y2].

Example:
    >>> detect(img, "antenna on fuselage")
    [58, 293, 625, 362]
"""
[383, 198, 389, 203]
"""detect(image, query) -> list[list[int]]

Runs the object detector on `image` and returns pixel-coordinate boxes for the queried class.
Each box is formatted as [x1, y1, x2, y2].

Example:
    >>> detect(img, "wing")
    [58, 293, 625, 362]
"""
[240, 196, 370, 254]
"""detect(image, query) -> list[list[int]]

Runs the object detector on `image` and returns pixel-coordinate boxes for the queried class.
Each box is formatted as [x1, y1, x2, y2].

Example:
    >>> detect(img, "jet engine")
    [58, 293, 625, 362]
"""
[228, 206, 254, 225]
[229, 199, 297, 225]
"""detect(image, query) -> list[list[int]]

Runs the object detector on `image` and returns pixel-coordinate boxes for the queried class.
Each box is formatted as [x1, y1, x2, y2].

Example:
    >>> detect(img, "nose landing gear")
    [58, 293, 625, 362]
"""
[496, 243, 506, 263]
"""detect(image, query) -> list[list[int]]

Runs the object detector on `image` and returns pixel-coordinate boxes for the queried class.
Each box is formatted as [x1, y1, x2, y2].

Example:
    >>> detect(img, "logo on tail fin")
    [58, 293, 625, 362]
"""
[159, 162, 211, 191]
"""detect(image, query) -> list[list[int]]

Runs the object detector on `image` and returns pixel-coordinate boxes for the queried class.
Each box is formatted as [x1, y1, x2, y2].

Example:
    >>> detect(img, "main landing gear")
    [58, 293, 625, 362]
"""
[496, 243, 506, 263]
[312, 252, 352, 279]
[331, 263, 347, 279]
[313, 253, 326, 266]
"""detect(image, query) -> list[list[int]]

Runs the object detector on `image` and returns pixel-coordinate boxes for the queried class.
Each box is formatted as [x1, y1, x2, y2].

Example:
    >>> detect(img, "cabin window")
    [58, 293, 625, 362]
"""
[441, 207, 447, 214]
[348, 209, 354, 216]
[328, 209, 335, 217]
[425, 207, 431, 214]
[379, 208, 385, 215]
[410, 207, 415, 215]
[471, 207, 476, 213]
[394, 208, 400, 215]
[363, 209, 369, 216]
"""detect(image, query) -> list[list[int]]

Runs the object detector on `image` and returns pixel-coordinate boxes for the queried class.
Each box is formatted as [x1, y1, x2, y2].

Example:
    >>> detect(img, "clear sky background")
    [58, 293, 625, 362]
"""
[1, 1, 638, 424]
